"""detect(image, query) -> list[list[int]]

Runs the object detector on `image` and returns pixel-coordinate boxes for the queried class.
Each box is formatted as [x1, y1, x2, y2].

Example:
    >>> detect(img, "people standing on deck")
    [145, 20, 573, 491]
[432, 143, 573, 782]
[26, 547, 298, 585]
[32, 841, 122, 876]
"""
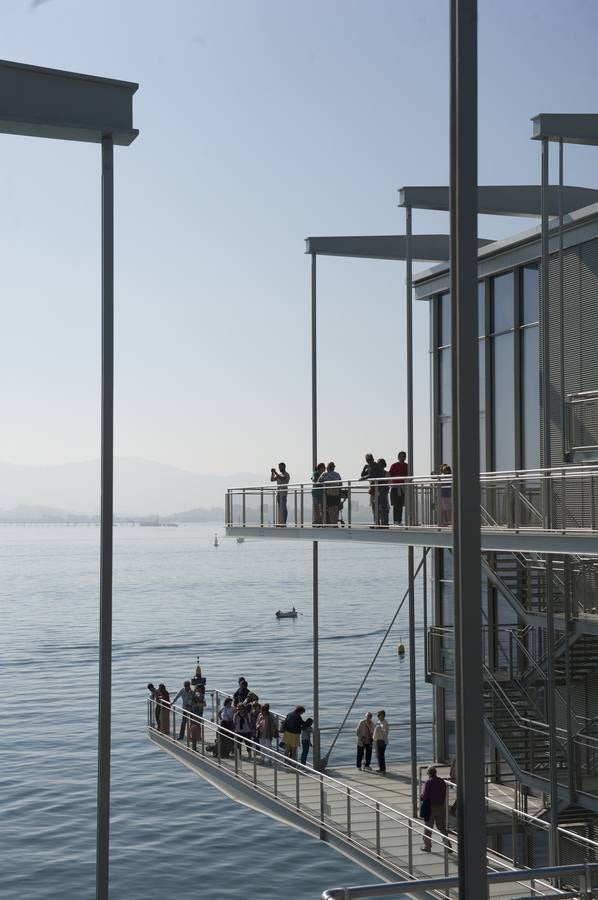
[248, 700, 261, 743]
[283, 705, 306, 761]
[359, 453, 384, 525]
[389, 451, 409, 525]
[270, 462, 290, 525]
[373, 710, 389, 774]
[172, 680, 194, 740]
[219, 696, 234, 724]
[147, 683, 160, 728]
[189, 685, 206, 751]
[311, 462, 326, 524]
[256, 703, 278, 762]
[318, 461, 342, 525]
[233, 703, 253, 757]
[356, 712, 375, 770]
[301, 718, 314, 765]
[233, 677, 249, 705]
[420, 766, 452, 853]
[376, 459, 390, 527]
[157, 683, 171, 735]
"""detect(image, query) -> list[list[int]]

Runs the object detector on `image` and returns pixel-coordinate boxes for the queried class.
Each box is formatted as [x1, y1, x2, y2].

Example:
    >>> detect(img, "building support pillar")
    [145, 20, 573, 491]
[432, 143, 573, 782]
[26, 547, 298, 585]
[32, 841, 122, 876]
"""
[449, 2, 487, 896]
[405, 205, 418, 817]
[541, 136, 560, 867]
[96, 134, 114, 900]
[311, 252, 322, 771]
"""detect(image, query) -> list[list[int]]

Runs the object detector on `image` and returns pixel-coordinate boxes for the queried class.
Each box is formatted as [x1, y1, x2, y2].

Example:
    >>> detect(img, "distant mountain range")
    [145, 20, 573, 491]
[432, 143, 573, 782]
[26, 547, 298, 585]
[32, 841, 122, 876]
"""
[0, 458, 261, 517]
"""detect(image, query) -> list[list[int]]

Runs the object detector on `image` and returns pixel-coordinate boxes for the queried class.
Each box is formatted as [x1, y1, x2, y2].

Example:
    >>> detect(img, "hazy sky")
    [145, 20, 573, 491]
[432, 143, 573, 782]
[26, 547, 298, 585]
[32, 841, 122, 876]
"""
[3, 0, 598, 480]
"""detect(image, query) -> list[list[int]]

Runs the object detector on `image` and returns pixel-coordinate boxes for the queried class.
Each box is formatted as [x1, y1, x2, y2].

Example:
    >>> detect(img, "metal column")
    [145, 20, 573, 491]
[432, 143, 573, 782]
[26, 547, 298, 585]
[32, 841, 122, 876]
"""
[449, 2, 487, 897]
[96, 135, 114, 900]
[540, 137, 560, 866]
[311, 252, 322, 770]
[405, 205, 418, 817]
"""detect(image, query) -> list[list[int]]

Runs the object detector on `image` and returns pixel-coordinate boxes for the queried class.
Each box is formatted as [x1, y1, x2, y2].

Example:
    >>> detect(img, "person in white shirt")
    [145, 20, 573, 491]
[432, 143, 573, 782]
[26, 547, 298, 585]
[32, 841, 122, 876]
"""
[271, 462, 290, 525]
[172, 680, 194, 740]
[219, 697, 234, 723]
[373, 709, 389, 774]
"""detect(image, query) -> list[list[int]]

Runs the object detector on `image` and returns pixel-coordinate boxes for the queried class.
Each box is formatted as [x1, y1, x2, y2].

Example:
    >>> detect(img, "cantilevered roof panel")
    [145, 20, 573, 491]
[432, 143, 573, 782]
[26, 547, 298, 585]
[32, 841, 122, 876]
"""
[304, 234, 493, 262]
[532, 114, 598, 147]
[0, 59, 138, 145]
[398, 185, 598, 216]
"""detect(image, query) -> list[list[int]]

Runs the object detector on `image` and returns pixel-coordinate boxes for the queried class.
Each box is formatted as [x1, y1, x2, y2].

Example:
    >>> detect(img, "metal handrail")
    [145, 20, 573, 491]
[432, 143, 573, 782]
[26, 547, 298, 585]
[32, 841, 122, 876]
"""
[226, 466, 598, 534]
[146, 699, 457, 869]
[321, 863, 598, 899]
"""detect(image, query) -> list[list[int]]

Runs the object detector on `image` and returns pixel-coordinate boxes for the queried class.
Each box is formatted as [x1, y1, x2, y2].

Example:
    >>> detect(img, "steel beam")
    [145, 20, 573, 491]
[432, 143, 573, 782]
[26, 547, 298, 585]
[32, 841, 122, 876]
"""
[449, 1, 487, 896]
[398, 184, 598, 217]
[304, 233, 493, 261]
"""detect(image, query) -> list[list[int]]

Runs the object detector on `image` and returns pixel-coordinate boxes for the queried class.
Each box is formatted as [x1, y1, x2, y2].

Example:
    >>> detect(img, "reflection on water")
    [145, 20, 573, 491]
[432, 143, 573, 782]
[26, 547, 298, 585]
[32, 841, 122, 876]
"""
[1, 524, 426, 899]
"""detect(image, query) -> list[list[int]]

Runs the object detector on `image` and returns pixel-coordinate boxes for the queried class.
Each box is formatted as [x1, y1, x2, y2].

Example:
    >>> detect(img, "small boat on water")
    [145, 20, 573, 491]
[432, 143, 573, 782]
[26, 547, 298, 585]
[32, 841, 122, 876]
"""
[236, 537, 245, 543]
[275, 607, 298, 619]
[214, 533, 219, 547]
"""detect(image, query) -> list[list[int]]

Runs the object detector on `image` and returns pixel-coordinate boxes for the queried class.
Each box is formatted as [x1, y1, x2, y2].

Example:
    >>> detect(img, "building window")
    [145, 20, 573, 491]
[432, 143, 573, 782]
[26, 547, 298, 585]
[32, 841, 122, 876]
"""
[521, 265, 539, 326]
[493, 332, 515, 470]
[491, 272, 514, 334]
[440, 291, 451, 347]
[520, 265, 540, 468]
[478, 281, 485, 337]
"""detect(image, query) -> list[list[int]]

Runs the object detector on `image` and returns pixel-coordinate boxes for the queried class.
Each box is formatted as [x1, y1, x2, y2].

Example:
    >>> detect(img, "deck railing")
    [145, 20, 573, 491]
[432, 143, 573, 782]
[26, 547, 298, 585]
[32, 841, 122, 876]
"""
[148, 697, 598, 895]
[147, 698, 457, 889]
[225, 466, 598, 535]
[321, 863, 598, 899]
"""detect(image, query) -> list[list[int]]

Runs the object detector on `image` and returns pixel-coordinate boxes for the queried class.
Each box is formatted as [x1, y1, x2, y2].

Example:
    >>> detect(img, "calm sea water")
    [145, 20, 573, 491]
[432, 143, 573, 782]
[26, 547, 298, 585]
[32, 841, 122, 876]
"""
[1, 523, 432, 899]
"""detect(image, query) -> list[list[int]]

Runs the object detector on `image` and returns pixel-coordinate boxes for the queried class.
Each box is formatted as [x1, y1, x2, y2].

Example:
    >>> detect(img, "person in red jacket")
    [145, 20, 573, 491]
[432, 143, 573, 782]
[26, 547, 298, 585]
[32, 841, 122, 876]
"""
[388, 451, 409, 525]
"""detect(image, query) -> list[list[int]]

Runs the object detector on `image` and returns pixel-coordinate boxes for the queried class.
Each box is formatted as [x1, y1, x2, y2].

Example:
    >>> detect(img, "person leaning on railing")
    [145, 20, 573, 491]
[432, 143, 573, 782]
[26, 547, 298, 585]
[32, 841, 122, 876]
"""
[318, 462, 342, 525]
[311, 462, 326, 524]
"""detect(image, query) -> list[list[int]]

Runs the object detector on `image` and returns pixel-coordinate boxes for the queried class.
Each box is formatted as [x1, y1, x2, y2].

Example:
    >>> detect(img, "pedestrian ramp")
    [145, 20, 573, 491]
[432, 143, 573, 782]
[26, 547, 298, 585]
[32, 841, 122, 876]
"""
[147, 710, 563, 898]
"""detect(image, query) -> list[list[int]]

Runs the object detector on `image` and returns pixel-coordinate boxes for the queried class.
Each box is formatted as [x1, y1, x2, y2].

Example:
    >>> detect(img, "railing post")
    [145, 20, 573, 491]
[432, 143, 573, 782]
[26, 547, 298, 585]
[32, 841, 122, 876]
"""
[294, 488, 298, 526]
[217, 726, 222, 765]
[273, 760, 278, 797]
[242, 489, 246, 526]
[512, 809, 517, 867]
[347, 481, 352, 528]
[346, 788, 351, 838]
[375, 801, 381, 856]
[234, 741, 239, 774]
[172, 707, 176, 740]
[508, 480, 515, 529]
[323, 487, 327, 526]
[296, 771, 300, 810]
[300, 484, 304, 527]
[260, 488, 264, 527]
[408, 824, 413, 875]
[320, 774, 325, 824]
[253, 751, 257, 784]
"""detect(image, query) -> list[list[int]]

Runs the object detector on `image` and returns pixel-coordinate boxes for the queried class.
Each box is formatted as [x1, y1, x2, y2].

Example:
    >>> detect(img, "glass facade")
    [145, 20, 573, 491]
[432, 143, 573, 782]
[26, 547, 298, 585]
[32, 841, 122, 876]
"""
[430, 261, 540, 759]
[432, 262, 539, 473]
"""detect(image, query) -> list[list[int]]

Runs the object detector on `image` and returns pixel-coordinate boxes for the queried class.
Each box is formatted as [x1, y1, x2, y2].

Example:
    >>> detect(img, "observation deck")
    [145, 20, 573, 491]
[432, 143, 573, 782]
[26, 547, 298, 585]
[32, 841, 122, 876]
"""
[147, 697, 585, 898]
[225, 467, 598, 556]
